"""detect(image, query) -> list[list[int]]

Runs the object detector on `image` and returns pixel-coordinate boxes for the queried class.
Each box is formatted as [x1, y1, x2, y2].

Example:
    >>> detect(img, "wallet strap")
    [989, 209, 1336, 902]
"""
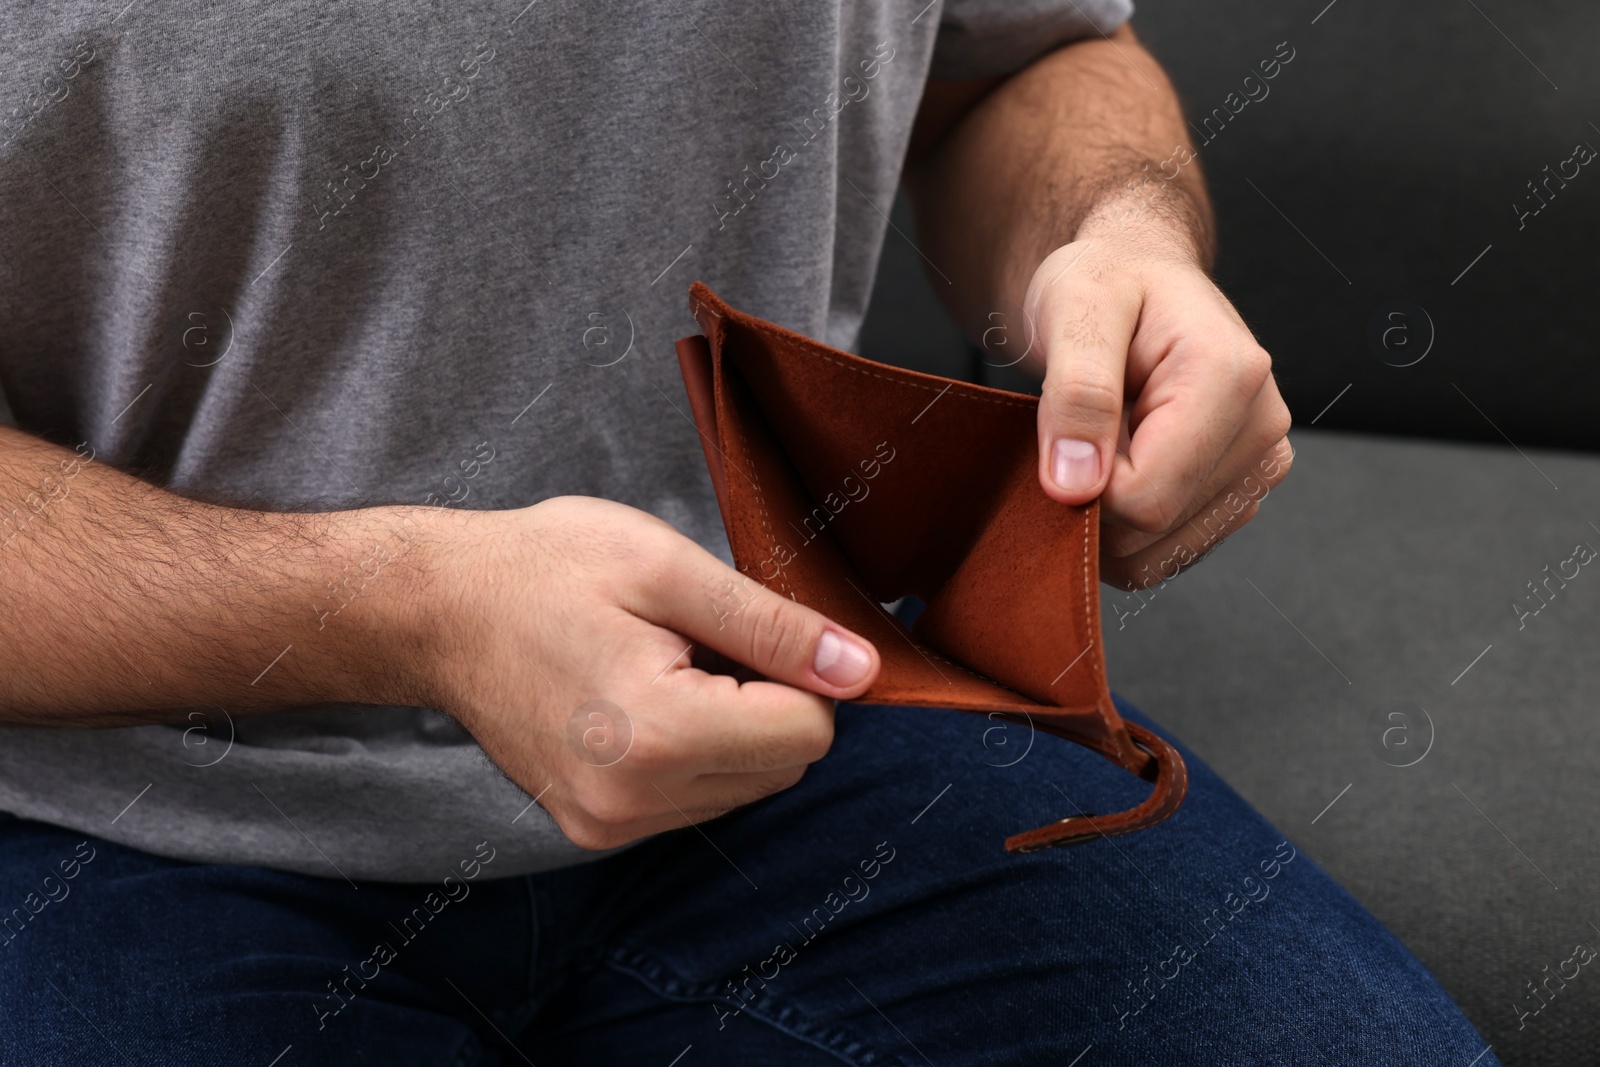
[1002, 720, 1188, 851]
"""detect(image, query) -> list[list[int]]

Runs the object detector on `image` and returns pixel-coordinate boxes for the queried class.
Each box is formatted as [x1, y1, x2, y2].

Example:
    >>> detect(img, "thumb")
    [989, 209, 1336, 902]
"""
[647, 552, 882, 701]
[1027, 246, 1138, 506]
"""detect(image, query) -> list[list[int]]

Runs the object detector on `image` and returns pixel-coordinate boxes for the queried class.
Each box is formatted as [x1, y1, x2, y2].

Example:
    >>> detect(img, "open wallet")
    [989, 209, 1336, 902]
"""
[673, 281, 1188, 853]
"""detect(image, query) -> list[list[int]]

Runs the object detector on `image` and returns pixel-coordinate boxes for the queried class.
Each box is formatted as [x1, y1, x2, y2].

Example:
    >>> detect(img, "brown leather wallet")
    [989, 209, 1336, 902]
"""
[674, 281, 1187, 852]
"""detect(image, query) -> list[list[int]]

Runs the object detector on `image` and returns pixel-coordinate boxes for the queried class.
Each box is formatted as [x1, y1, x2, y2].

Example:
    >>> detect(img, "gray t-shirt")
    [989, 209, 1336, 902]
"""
[0, 0, 1131, 881]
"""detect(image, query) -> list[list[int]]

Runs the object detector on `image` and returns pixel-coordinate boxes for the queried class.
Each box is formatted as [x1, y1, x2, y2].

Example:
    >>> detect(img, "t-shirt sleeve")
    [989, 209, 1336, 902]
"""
[929, 0, 1135, 80]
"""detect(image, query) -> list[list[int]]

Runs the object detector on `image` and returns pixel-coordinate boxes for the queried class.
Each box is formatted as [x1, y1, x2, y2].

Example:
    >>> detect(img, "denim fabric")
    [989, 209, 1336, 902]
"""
[0, 697, 1497, 1066]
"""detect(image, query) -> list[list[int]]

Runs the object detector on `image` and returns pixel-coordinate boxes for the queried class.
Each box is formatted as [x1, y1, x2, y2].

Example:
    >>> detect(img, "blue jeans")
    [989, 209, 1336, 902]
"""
[0, 698, 1495, 1066]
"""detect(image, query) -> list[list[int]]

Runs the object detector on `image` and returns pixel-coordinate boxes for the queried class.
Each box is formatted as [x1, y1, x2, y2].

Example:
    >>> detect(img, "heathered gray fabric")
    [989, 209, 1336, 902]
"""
[0, 0, 1132, 882]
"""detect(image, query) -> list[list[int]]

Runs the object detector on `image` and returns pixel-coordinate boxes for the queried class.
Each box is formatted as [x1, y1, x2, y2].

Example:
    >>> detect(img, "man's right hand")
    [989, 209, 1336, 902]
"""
[419, 495, 882, 851]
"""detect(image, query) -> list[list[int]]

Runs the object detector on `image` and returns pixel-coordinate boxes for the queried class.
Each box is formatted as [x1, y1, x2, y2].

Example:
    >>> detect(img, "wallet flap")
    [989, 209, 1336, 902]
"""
[679, 296, 1038, 713]
[682, 282, 1121, 720]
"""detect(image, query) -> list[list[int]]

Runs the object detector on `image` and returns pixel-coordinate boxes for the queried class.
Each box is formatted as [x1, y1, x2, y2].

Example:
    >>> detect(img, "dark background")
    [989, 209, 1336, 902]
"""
[864, 0, 1600, 451]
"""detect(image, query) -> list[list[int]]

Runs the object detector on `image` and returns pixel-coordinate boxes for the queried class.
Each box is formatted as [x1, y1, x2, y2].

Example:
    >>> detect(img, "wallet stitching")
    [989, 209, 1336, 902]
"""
[742, 459, 795, 599]
[921, 644, 1016, 692]
[766, 330, 1037, 411]
[809, 595, 1039, 701]
[903, 630, 1019, 694]
[704, 298, 796, 600]
[1082, 508, 1102, 690]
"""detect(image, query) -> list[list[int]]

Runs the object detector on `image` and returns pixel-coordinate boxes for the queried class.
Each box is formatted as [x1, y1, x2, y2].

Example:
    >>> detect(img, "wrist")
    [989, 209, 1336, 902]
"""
[1071, 170, 1213, 271]
[321, 503, 467, 710]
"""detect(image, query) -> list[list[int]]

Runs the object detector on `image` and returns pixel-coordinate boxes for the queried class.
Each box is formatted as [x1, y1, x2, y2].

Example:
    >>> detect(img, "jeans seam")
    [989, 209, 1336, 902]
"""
[604, 944, 917, 1067]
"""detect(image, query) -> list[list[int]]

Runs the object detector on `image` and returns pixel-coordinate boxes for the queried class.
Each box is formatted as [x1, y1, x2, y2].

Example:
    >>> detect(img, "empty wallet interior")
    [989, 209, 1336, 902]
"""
[674, 281, 1186, 851]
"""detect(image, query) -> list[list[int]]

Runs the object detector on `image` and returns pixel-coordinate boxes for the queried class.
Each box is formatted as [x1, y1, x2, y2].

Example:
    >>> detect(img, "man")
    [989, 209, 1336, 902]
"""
[0, 1, 1494, 1063]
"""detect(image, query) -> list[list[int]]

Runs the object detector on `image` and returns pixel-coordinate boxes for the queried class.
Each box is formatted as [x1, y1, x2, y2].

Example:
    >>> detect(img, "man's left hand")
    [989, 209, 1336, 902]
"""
[1020, 226, 1294, 590]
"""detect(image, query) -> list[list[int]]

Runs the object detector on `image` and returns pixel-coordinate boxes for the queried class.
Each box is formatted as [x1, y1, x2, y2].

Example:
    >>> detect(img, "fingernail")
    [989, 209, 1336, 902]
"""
[1051, 438, 1101, 493]
[813, 630, 872, 688]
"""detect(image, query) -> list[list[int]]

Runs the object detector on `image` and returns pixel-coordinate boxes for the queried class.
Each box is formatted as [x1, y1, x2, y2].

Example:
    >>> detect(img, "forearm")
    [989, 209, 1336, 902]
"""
[0, 425, 442, 725]
[904, 25, 1213, 338]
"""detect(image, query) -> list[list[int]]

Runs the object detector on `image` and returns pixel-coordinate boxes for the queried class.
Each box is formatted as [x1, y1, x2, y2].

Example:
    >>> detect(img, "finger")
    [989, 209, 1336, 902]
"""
[558, 680, 822, 834]
[645, 667, 837, 776]
[1101, 436, 1295, 589]
[1026, 243, 1140, 505]
[563, 764, 811, 849]
[634, 540, 881, 700]
[1103, 382, 1291, 558]
[1102, 491, 1260, 591]
[674, 763, 812, 820]
[687, 642, 762, 683]
[1102, 326, 1279, 538]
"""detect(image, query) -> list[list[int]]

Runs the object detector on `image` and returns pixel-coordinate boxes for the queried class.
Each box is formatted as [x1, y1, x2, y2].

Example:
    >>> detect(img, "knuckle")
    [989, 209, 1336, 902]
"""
[620, 729, 659, 770]
[1101, 522, 1159, 559]
[1046, 373, 1122, 424]
[1224, 501, 1262, 537]
[1202, 493, 1254, 536]
[1265, 401, 1293, 448]
[742, 769, 807, 807]
[729, 768, 807, 810]
[1235, 343, 1274, 395]
[561, 817, 632, 852]
[774, 765, 807, 791]
[743, 603, 811, 673]
[1121, 489, 1183, 535]
[1252, 435, 1295, 491]
[1273, 439, 1296, 478]
[623, 727, 680, 774]
[635, 521, 688, 575]
[788, 711, 835, 765]
[569, 777, 645, 829]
